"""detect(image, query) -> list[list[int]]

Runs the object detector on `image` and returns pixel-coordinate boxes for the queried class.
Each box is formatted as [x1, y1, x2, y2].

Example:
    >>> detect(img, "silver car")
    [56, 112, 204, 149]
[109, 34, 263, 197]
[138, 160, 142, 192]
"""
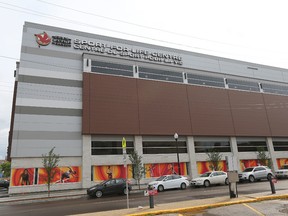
[275, 164, 288, 179]
[238, 166, 273, 182]
[148, 175, 189, 192]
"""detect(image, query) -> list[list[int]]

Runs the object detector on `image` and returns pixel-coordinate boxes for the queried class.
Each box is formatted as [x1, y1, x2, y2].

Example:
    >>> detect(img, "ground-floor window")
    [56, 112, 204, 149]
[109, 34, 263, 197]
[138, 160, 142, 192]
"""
[194, 137, 231, 153]
[142, 141, 187, 154]
[272, 140, 288, 151]
[237, 138, 267, 152]
[91, 141, 134, 155]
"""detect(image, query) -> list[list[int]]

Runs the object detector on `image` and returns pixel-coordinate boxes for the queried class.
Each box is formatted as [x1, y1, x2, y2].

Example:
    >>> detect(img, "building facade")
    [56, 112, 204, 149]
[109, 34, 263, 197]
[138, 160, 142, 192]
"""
[8, 22, 288, 193]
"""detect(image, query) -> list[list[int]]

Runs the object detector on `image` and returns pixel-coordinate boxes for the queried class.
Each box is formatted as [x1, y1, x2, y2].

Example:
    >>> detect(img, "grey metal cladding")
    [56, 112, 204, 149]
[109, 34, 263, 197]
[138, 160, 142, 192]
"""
[15, 106, 82, 116]
[18, 75, 82, 87]
[13, 114, 81, 132]
[20, 53, 82, 73]
[21, 46, 81, 61]
[11, 140, 82, 157]
[17, 82, 82, 102]
[13, 131, 82, 140]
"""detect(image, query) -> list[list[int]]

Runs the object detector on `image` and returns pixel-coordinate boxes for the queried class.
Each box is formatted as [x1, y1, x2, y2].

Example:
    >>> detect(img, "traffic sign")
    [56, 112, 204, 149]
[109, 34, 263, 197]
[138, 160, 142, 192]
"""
[122, 137, 126, 149]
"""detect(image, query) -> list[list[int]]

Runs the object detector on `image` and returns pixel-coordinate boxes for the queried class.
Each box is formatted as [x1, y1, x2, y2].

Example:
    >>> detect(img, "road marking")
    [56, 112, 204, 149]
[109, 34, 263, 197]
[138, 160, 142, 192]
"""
[242, 203, 265, 216]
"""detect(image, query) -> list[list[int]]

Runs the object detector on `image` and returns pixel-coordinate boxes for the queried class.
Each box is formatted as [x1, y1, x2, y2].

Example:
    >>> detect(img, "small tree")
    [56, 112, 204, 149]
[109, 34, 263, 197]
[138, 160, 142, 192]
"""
[0, 161, 11, 178]
[42, 147, 60, 197]
[206, 149, 223, 171]
[129, 151, 145, 189]
[257, 147, 272, 168]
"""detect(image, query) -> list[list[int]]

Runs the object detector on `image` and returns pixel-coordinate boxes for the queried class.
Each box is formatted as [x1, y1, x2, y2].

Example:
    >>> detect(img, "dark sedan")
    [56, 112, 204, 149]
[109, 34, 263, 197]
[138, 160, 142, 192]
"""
[87, 178, 131, 198]
[0, 179, 9, 188]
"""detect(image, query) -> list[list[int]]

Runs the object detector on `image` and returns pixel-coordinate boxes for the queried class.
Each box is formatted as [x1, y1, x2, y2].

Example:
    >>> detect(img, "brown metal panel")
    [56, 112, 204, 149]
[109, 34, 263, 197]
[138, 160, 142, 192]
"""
[83, 73, 140, 135]
[137, 79, 192, 135]
[187, 85, 235, 136]
[229, 90, 271, 136]
[263, 94, 288, 137]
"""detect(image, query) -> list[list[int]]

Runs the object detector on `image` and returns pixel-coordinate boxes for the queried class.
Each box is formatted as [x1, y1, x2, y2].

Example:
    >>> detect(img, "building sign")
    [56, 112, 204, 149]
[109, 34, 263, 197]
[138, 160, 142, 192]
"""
[34, 32, 183, 65]
[34, 32, 51, 46]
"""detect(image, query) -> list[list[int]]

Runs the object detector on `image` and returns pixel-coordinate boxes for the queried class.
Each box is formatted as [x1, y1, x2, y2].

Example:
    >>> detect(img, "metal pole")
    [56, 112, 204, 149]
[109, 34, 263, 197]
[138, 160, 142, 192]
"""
[176, 139, 181, 175]
[126, 163, 129, 208]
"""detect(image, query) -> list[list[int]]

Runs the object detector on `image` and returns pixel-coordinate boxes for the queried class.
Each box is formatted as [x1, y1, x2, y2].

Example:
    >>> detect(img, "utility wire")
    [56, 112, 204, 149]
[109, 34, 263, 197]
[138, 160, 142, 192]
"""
[37, 0, 241, 48]
[0, 2, 274, 59]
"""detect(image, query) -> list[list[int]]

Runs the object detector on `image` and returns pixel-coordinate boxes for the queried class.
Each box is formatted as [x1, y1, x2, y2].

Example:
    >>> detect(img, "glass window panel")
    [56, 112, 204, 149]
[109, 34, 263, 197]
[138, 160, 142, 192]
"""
[194, 141, 231, 153]
[228, 79, 259, 92]
[91, 61, 133, 77]
[142, 141, 187, 154]
[273, 141, 288, 151]
[237, 141, 267, 152]
[91, 141, 134, 155]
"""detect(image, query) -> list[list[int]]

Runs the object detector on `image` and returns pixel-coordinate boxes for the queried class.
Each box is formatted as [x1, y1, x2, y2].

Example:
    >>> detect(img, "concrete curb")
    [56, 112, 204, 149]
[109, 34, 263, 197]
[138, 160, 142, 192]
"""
[127, 194, 288, 216]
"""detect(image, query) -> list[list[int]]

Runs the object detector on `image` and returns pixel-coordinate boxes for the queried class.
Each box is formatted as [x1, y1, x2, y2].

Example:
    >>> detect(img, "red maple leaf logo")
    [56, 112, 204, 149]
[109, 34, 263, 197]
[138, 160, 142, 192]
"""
[34, 32, 51, 46]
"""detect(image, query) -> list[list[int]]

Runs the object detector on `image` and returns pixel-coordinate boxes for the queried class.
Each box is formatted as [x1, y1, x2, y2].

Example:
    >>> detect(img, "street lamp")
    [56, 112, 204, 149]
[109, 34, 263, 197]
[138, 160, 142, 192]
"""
[174, 133, 181, 175]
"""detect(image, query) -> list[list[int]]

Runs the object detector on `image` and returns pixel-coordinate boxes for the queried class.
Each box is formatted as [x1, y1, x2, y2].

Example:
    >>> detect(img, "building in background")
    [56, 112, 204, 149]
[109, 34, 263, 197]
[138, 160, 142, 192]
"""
[8, 22, 288, 194]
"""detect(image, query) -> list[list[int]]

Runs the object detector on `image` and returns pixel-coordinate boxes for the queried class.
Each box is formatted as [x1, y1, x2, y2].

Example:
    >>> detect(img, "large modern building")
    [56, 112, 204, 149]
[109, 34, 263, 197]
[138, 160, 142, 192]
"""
[8, 22, 288, 194]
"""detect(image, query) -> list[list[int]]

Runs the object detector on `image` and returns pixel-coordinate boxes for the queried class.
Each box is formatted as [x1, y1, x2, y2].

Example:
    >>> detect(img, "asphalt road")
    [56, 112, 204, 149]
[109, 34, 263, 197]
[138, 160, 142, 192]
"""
[0, 179, 287, 216]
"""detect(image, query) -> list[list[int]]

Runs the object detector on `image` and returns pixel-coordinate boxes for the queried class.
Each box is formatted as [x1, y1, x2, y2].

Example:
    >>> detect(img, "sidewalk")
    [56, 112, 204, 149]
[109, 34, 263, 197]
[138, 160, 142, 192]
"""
[1, 187, 288, 216]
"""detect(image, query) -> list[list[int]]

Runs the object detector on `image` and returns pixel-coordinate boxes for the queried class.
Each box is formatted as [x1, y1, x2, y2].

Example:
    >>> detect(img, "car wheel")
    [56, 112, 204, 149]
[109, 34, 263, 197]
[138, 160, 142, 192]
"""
[158, 185, 164, 192]
[123, 187, 128, 195]
[249, 175, 255, 183]
[267, 173, 272, 180]
[95, 190, 103, 198]
[180, 183, 187, 190]
[225, 178, 229, 185]
[204, 180, 210, 187]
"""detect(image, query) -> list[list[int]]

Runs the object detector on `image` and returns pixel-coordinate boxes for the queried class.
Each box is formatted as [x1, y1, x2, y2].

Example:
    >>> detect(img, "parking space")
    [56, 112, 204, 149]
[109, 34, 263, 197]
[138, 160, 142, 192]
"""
[188, 199, 288, 216]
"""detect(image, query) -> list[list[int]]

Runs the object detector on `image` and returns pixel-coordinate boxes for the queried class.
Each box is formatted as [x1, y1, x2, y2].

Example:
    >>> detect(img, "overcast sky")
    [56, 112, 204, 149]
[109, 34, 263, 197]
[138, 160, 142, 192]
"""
[1, 0, 288, 160]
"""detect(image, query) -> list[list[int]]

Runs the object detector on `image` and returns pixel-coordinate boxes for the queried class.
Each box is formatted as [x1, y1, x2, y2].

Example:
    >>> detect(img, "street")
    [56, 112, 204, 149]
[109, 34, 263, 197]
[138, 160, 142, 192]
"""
[0, 179, 287, 216]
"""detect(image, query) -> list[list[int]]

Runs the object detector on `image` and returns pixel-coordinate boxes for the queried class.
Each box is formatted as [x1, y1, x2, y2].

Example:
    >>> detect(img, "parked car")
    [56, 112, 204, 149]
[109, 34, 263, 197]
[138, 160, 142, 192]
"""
[87, 178, 131, 198]
[148, 175, 189, 192]
[238, 166, 273, 182]
[191, 171, 228, 187]
[275, 164, 288, 179]
[0, 179, 9, 188]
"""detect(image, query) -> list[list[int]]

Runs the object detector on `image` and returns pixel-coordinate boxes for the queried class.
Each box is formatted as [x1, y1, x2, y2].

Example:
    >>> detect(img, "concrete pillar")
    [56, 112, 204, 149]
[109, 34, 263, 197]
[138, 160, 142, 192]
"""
[266, 137, 278, 172]
[230, 137, 240, 171]
[83, 58, 91, 72]
[134, 136, 143, 155]
[82, 135, 92, 188]
[187, 136, 198, 178]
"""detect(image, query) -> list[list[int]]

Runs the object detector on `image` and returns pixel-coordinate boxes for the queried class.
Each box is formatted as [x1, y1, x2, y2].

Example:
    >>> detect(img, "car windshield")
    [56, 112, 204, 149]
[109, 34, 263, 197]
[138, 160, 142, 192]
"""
[243, 168, 254, 172]
[200, 172, 211, 177]
[156, 176, 166, 181]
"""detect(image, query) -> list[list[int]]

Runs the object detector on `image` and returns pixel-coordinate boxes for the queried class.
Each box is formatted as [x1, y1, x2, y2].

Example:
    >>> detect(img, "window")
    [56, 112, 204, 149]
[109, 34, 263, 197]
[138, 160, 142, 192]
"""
[194, 141, 231, 153]
[227, 78, 259, 92]
[273, 141, 288, 151]
[237, 140, 267, 152]
[262, 83, 288, 95]
[91, 61, 133, 77]
[91, 141, 134, 155]
[142, 141, 187, 154]
[254, 167, 265, 172]
[172, 175, 181, 179]
[187, 73, 225, 88]
[138, 67, 183, 83]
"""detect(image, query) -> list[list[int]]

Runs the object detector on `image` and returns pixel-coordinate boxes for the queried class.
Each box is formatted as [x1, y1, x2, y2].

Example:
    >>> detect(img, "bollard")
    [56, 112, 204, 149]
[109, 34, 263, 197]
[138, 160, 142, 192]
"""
[269, 176, 276, 194]
[149, 194, 154, 208]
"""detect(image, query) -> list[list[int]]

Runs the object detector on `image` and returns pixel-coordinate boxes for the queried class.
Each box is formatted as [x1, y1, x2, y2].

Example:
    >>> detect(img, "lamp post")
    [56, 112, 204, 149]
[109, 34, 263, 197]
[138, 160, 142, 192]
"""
[174, 133, 181, 175]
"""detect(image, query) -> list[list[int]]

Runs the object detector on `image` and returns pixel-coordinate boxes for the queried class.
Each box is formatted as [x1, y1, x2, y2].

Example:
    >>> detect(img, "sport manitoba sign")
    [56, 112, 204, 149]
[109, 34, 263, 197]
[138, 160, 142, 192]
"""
[34, 32, 183, 65]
